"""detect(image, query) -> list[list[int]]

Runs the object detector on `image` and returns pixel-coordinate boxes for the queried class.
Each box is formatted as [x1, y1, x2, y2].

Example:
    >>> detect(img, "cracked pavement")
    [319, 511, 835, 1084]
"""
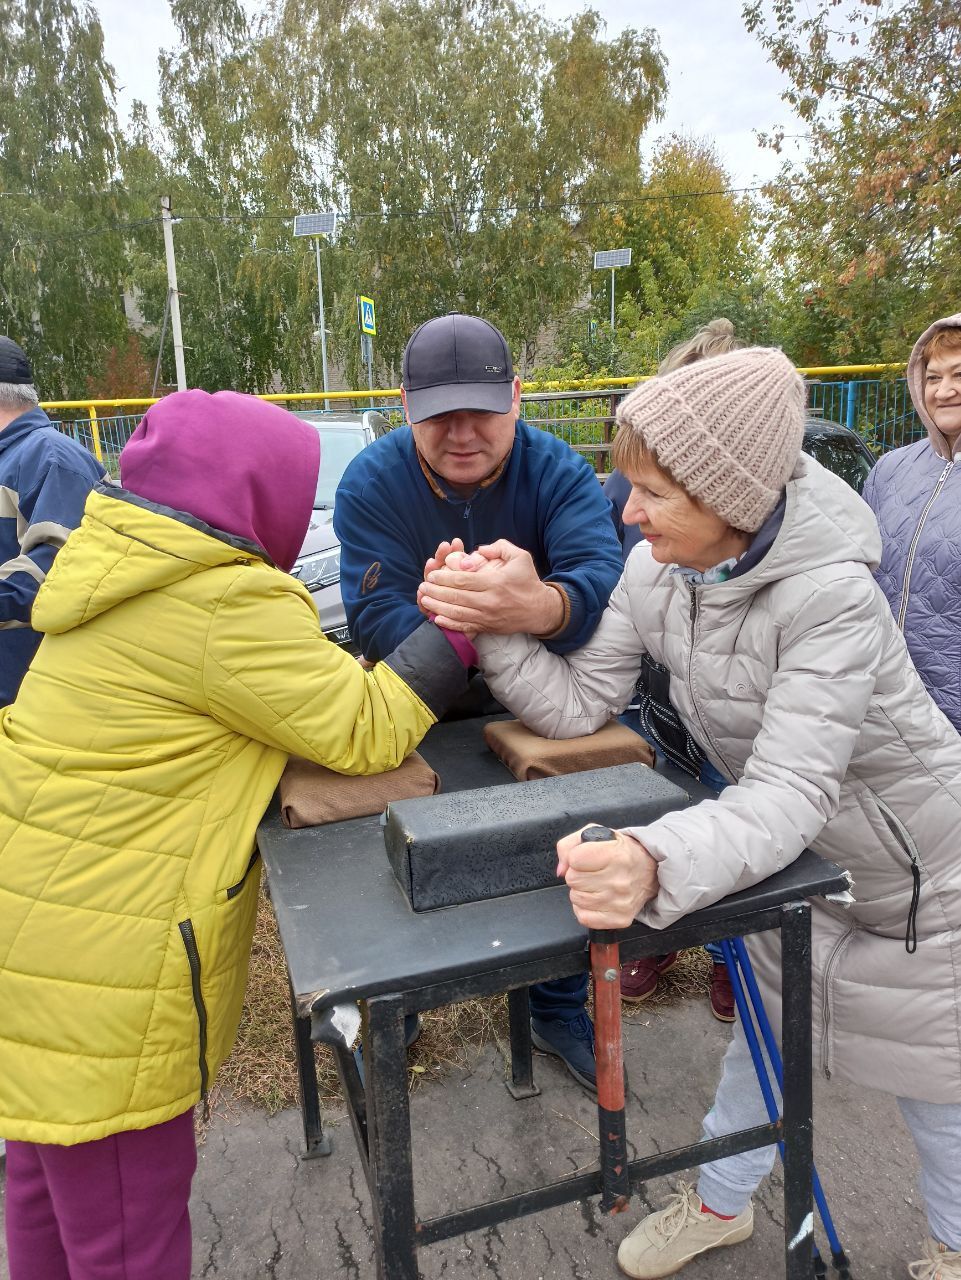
[1, 997, 926, 1278]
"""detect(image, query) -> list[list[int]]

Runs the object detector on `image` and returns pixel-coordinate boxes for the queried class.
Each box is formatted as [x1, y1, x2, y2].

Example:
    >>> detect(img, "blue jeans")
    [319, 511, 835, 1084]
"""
[529, 973, 589, 1022]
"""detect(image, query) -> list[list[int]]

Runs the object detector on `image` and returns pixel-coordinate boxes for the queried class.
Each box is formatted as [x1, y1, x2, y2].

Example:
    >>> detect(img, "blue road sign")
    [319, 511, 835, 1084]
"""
[359, 296, 376, 336]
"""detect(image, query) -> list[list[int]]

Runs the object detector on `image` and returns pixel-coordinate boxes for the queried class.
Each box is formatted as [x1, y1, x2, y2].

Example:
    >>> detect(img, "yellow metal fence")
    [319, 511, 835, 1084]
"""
[43, 363, 909, 473]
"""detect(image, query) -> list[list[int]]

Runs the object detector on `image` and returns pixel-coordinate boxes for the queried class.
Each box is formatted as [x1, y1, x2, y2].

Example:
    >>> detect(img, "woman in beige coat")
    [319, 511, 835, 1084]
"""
[422, 348, 961, 1280]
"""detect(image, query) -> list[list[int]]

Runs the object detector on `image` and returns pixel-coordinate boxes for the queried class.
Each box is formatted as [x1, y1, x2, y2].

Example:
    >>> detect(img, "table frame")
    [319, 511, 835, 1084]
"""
[285, 899, 814, 1279]
[260, 718, 837, 1279]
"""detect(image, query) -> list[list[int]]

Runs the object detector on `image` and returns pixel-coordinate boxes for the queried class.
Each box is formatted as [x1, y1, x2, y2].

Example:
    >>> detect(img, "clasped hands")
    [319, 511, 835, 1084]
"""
[417, 536, 564, 638]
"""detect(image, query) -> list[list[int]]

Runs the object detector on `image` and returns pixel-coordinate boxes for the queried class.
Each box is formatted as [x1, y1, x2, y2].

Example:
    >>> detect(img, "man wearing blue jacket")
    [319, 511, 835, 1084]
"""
[0, 337, 105, 708]
[335, 313, 624, 1093]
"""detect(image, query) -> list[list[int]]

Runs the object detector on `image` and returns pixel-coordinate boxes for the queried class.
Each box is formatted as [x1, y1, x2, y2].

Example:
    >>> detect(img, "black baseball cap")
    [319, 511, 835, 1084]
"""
[402, 313, 514, 423]
[0, 336, 32, 385]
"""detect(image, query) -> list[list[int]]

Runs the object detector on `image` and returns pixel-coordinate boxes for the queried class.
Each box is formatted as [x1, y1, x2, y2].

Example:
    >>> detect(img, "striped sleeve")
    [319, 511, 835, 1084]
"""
[0, 465, 99, 628]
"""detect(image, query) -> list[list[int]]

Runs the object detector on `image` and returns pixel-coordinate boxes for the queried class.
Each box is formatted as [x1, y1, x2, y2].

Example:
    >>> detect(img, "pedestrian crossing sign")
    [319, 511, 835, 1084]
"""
[359, 296, 376, 336]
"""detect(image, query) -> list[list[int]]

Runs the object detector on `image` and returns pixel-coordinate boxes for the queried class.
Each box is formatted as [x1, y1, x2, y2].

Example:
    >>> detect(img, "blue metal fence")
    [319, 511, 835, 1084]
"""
[806, 378, 923, 454]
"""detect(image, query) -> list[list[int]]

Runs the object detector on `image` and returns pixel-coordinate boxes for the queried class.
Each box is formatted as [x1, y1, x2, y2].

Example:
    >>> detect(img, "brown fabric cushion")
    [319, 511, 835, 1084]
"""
[279, 752, 440, 828]
[483, 718, 654, 781]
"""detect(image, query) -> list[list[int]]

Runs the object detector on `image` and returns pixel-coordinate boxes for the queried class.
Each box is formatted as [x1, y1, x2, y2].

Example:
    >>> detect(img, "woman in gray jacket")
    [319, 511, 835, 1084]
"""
[423, 348, 961, 1280]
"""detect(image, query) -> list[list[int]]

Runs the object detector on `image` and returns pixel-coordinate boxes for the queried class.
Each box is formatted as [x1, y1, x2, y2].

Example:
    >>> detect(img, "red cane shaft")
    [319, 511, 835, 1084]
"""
[591, 937, 626, 1111]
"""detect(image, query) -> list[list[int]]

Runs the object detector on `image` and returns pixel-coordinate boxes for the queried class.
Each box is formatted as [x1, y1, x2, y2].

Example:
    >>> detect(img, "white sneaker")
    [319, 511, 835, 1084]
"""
[617, 1181, 753, 1279]
[909, 1236, 961, 1280]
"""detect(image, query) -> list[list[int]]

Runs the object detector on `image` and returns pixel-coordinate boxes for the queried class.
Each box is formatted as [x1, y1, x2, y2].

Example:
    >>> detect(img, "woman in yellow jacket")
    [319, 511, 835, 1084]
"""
[0, 390, 472, 1280]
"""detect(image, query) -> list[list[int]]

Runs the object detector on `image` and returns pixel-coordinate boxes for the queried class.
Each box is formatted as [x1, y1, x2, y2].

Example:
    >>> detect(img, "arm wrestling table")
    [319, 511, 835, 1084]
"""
[256, 715, 849, 1280]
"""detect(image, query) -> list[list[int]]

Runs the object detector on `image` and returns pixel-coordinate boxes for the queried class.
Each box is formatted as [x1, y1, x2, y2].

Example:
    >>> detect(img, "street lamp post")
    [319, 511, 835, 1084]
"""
[293, 212, 338, 409]
[593, 248, 632, 331]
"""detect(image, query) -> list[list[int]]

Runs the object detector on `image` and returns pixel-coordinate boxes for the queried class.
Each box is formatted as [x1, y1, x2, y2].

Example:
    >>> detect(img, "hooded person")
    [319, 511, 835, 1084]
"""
[0, 389, 472, 1280]
[424, 348, 961, 1278]
[863, 313, 961, 733]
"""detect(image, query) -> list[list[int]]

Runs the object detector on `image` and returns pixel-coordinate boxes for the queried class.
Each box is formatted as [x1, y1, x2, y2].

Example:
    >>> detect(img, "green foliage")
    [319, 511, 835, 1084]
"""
[746, 0, 961, 361]
[0, 0, 128, 394]
[544, 135, 769, 378]
[266, 0, 667, 381]
[118, 0, 667, 393]
[10, 0, 948, 399]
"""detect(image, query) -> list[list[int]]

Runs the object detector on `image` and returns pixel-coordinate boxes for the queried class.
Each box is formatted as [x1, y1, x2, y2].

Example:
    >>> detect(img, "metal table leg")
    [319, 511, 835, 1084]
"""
[366, 993, 419, 1280]
[779, 902, 814, 1279]
[288, 979, 331, 1158]
[505, 986, 540, 1099]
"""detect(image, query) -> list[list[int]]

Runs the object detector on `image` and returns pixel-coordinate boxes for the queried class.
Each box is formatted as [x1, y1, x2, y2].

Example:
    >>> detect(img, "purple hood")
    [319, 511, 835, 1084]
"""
[120, 390, 319, 572]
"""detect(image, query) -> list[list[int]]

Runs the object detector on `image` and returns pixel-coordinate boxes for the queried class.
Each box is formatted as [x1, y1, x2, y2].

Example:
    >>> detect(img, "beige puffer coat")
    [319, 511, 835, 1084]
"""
[477, 454, 961, 1103]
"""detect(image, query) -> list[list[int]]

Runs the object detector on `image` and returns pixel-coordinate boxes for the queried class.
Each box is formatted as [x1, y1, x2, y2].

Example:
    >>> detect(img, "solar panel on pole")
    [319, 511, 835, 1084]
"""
[293, 211, 338, 408]
[593, 248, 632, 270]
[293, 212, 338, 238]
[593, 248, 632, 327]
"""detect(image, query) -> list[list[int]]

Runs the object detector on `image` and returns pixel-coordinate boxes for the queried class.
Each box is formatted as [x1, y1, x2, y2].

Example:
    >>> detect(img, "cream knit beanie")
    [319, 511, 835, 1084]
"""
[615, 347, 806, 532]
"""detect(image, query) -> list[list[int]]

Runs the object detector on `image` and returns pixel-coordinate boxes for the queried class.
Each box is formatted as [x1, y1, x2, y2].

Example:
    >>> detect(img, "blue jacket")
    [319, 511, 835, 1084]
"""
[334, 420, 623, 662]
[0, 407, 105, 705]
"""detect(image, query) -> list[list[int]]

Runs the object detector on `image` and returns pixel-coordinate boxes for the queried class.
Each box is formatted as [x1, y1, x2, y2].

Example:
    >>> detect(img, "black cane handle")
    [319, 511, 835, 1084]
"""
[581, 826, 619, 944]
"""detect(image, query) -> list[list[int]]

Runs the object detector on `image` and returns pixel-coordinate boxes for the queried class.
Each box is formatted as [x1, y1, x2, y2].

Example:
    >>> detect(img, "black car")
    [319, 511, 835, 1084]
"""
[801, 416, 875, 493]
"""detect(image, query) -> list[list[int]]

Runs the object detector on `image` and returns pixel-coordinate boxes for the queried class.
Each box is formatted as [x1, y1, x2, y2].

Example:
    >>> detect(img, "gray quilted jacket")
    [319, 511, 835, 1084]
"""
[477, 455, 961, 1103]
[863, 313, 961, 731]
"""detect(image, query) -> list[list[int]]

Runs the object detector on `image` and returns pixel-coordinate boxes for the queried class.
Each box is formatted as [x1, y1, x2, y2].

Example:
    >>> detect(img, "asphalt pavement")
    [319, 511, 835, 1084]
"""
[0, 992, 926, 1279]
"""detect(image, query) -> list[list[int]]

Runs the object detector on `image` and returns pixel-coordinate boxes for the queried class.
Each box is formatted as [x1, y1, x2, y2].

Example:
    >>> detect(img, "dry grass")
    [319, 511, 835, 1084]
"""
[217, 885, 712, 1115]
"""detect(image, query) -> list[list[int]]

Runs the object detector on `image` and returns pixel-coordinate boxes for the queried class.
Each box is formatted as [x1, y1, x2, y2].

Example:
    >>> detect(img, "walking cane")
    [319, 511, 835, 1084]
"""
[728, 938, 852, 1279]
[720, 939, 852, 1279]
[581, 824, 631, 1214]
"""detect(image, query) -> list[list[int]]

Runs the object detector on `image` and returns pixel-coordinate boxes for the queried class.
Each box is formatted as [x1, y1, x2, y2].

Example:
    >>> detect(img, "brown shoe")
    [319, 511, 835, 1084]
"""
[621, 952, 679, 1002]
[709, 960, 736, 1022]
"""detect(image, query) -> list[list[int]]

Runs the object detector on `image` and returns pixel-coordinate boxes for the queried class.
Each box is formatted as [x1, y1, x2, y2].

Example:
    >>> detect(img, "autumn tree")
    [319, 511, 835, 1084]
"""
[540, 136, 767, 378]
[746, 0, 961, 362]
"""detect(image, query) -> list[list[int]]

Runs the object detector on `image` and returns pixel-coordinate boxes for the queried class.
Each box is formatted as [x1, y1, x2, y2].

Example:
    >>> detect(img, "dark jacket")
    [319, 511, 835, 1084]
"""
[334, 420, 623, 662]
[0, 407, 105, 705]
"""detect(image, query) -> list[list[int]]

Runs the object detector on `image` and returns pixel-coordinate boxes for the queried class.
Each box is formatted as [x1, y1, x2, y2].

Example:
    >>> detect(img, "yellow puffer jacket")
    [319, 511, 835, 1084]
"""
[0, 488, 457, 1145]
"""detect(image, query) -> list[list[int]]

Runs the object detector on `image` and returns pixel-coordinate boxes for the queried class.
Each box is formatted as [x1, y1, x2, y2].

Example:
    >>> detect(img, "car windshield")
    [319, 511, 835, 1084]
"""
[314, 427, 368, 508]
[802, 432, 874, 495]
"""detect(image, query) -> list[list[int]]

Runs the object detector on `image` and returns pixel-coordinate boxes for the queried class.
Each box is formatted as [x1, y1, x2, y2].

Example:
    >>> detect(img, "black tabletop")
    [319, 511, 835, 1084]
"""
[258, 718, 848, 1015]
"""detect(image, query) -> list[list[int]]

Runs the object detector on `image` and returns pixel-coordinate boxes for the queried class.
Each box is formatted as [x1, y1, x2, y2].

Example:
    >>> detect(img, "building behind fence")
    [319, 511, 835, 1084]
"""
[45, 371, 922, 480]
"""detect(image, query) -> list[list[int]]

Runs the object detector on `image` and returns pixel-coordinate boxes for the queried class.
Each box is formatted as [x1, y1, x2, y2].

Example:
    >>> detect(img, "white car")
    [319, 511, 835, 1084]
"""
[289, 410, 393, 646]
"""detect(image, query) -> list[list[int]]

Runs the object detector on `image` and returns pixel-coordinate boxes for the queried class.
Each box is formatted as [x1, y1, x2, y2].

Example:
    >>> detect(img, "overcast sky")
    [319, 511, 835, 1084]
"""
[96, 0, 805, 189]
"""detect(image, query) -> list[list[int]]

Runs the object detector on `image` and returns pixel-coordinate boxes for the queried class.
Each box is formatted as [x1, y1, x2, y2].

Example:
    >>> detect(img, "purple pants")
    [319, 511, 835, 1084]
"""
[4, 1110, 196, 1280]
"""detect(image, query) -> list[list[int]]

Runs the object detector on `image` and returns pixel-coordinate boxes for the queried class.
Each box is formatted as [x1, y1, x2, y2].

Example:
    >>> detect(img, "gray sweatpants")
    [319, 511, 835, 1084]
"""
[695, 1016, 961, 1251]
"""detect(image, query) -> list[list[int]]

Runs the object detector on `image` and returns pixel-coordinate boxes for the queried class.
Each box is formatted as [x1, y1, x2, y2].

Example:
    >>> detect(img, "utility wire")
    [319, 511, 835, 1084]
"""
[1, 216, 161, 243]
[174, 181, 796, 224]
[3, 179, 801, 244]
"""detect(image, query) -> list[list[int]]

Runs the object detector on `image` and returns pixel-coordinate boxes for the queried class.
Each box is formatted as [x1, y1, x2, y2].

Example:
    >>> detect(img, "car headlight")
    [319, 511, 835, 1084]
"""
[291, 548, 341, 590]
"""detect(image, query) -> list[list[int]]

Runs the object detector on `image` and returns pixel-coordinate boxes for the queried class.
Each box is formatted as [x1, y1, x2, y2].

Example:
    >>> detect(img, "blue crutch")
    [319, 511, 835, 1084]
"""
[719, 938, 852, 1279]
